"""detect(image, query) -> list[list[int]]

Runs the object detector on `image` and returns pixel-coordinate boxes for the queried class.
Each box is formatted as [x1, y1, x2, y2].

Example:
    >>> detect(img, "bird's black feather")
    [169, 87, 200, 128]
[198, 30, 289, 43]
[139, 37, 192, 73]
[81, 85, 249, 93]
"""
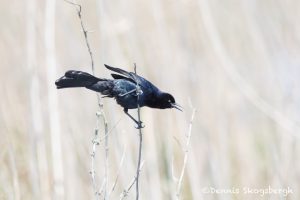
[55, 64, 182, 126]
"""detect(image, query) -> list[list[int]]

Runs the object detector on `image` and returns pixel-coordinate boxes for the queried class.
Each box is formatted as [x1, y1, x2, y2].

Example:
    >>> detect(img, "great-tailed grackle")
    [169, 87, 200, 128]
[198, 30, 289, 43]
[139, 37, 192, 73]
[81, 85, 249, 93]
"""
[55, 64, 182, 128]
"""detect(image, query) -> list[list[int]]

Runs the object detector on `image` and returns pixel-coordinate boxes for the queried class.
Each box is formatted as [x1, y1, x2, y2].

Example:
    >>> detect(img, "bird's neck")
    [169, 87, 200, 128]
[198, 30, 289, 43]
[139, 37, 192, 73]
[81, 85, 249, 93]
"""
[145, 91, 166, 109]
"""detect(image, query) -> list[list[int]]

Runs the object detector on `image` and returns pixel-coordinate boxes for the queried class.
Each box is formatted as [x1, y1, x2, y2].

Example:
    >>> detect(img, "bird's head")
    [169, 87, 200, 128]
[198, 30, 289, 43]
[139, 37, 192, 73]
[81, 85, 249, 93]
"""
[159, 93, 183, 111]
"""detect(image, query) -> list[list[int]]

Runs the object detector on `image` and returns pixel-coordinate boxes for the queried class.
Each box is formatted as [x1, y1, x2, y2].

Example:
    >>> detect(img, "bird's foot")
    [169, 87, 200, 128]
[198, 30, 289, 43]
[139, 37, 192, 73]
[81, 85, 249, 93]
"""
[135, 121, 145, 129]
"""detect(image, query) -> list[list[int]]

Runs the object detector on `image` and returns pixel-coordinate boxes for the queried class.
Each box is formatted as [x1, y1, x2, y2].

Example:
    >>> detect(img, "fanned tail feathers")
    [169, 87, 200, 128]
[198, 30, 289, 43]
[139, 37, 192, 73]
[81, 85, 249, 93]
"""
[55, 70, 101, 89]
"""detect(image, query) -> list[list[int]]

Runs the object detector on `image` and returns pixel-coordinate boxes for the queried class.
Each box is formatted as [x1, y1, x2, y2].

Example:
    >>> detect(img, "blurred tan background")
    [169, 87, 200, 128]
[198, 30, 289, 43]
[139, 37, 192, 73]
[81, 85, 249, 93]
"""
[1, 0, 300, 199]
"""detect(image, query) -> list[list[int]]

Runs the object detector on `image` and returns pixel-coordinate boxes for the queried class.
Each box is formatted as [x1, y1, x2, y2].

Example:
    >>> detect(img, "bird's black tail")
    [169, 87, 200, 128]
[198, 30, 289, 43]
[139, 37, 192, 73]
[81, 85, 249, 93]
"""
[55, 70, 102, 89]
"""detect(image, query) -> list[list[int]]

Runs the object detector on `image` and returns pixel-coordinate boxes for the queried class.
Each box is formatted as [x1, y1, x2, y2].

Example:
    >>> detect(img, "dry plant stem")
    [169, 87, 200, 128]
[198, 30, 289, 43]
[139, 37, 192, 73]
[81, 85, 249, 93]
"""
[171, 156, 178, 182]
[63, 0, 95, 73]
[109, 146, 126, 197]
[6, 135, 20, 200]
[91, 113, 100, 197]
[134, 64, 143, 200]
[64, 1, 108, 199]
[101, 113, 109, 199]
[176, 108, 196, 199]
[135, 120, 142, 200]
[119, 161, 145, 200]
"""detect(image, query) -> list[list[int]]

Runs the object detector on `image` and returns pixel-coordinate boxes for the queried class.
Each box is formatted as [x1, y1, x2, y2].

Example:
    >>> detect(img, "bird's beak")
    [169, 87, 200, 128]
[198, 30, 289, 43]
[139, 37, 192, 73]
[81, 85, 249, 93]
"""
[171, 103, 183, 112]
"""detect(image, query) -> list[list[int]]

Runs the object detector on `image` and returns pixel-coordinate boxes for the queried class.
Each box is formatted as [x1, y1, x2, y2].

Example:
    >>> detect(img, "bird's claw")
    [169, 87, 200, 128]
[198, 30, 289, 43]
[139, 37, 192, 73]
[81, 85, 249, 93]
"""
[135, 121, 145, 129]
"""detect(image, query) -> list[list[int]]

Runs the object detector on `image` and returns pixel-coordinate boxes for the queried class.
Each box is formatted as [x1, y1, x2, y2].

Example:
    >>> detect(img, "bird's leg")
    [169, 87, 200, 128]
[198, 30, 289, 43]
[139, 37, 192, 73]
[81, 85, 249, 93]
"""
[123, 108, 144, 129]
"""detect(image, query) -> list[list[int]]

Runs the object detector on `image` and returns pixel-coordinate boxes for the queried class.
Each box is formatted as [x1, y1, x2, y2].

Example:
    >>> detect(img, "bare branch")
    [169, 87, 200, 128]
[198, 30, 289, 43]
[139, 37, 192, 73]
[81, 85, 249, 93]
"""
[134, 63, 143, 200]
[176, 108, 196, 199]
[90, 112, 101, 198]
[109, 146, 126, 197]
[119, 161, 145, 200]
[63, 0, 95, 74]
[64, 1, 108, 199]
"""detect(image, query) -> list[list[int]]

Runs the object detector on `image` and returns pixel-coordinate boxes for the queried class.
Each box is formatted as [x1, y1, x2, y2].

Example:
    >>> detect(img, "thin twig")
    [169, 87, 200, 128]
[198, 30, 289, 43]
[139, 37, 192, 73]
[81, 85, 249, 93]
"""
[90, 112, 100, 197]
[103, 113, 109, 200]
[97, 117, 123, 143]
[171, 156, 179, 182]
[109, 146, 126, 197]
[176, 108, 196, 199]
[96, 117, 124, 198]
[119, 161, 145, 200]
[64, 1, 108, 199]
[97, 175, 107, 198]
[173, 136, 184, 151]
[118, 88, 137, 97]
[63, 0, 95, 74]
[134, 63, 143, 200]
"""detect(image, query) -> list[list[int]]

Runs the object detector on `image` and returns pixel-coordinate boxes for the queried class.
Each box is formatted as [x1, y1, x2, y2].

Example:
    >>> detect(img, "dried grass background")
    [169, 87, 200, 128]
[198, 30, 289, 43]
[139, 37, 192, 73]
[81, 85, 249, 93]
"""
[1, 0, 300, 199]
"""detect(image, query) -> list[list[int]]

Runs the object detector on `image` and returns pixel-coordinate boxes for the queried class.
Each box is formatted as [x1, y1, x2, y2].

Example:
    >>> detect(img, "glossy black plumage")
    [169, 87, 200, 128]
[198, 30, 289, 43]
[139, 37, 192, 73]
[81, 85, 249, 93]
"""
[55, 64, 182, 127]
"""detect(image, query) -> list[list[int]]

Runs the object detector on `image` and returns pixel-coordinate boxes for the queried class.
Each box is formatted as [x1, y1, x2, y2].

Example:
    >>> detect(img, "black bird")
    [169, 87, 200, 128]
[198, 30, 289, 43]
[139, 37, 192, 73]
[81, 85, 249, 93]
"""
[55, 64, 182, 128]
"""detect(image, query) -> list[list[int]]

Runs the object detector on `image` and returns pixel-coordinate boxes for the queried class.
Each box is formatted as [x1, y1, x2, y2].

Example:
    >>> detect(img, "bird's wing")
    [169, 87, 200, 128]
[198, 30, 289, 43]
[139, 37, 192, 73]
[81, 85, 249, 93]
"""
[111, 73, 126, 80]
[104, 64, 140, 84]
[111, 73, 135, 83]
[105, 64, 158, 94]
